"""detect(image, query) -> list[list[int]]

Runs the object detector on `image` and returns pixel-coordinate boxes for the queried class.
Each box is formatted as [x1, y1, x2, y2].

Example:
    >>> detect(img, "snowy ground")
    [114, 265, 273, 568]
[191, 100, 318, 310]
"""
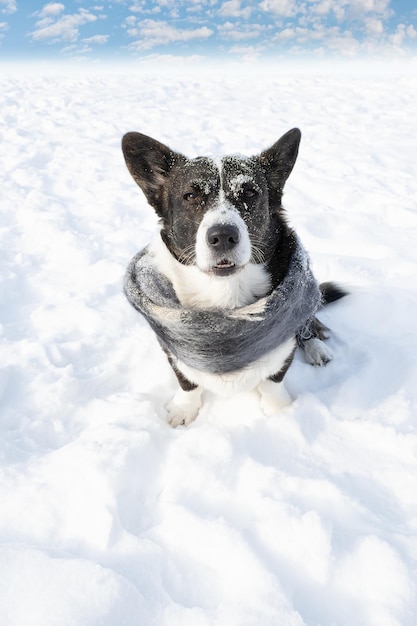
[1, 60, 417, 626]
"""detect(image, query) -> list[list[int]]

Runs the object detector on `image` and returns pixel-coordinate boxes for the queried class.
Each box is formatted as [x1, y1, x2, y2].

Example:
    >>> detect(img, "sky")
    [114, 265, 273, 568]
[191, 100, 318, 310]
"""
[0, 1, 416, 64]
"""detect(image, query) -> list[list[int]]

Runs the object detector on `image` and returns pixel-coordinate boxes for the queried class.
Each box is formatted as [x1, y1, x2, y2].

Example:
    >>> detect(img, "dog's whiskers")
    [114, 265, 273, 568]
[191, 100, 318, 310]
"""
[251, 244, 266, 264]
[178, 244, 196, 265]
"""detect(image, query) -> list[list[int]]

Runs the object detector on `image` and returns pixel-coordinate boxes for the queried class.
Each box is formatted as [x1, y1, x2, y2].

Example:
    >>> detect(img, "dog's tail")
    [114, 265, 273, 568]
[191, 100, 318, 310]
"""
[320, 282, 348, 306]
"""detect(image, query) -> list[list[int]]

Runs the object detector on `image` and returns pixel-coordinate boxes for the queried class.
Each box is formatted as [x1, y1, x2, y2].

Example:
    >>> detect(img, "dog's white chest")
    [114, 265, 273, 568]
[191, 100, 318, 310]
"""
[174, 263, 271, 309]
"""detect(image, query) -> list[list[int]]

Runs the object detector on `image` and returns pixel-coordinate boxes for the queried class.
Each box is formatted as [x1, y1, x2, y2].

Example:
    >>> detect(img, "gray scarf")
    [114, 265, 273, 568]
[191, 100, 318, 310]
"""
[124, 238, 321, 374]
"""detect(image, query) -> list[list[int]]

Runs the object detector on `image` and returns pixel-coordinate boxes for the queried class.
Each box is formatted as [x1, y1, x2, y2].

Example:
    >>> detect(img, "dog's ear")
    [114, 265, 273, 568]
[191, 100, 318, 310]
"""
[259, 128, 301, 191]
[122, 132, 185, 217]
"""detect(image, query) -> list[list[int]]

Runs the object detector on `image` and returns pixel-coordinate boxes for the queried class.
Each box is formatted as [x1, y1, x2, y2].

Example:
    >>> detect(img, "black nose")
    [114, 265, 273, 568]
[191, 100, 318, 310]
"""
[206, 224, 240, 252]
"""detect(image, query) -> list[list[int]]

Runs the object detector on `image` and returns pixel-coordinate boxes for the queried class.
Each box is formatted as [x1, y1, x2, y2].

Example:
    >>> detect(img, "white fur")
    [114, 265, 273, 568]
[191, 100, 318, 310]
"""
[149, 233, 271, 310]
[257, 379, 292, 415]
[175, 336, 296, 398]
[195, 202, 252, 273]
[166, 387, 203, 427]
[303, 337, 333, 366]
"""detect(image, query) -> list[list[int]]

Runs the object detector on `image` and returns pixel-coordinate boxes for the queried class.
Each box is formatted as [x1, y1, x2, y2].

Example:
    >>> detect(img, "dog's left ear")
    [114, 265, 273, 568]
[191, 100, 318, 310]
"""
[259, 128, 301, 191]
[122, 132, 185, 218]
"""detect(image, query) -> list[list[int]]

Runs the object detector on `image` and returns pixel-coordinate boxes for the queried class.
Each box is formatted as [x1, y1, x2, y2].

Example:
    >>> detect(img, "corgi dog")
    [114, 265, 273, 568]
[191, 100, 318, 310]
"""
[123, 129, 345, 426]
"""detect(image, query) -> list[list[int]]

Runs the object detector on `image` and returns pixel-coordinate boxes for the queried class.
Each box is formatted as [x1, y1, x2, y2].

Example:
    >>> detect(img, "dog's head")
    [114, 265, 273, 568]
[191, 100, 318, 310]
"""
[122, 128, 301, 276]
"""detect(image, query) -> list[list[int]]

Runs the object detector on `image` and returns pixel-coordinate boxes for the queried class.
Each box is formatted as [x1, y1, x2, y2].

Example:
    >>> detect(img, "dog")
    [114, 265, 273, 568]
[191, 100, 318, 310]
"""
[122, 128, 345, 426]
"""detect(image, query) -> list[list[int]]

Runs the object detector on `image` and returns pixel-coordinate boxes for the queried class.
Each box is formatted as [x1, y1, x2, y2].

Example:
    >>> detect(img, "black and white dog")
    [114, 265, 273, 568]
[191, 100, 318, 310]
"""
[123, 129, 345, 426]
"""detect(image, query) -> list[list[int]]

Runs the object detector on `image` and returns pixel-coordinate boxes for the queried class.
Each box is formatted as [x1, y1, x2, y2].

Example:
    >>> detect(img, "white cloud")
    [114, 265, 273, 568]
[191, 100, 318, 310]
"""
[311, 0, 336, 16]
[217, 21, 266, 41]
[129, 1, 146, 10]
[267, 12, 417, 58]
[61, 42, 91, 54]
[83, 34, 109, 45]
[124, 15, 137, 27]
[127, 19, 213, 50]
[273, 24, 331, 44]
[272, 22, 363, 55]
[31, 8, 98, 43]
[228, 44, 264, 60]
[39, 3, 65, 18]
[389, 23, 417, 47]
[0, 0, 16, 14]
[273, 27, 299, 41]
[256, 0, 408, 57]
[406, 24, 417, 39]
[326, 31, 361, 56]
[260, 0, 392, 23]
[348, 0, 390, 16]
[0, 19, 7, 39]
[218, 0, 252, 20]
[365, 17, 384, 36]
[259, 0, 299, 18]
[307, 0, 392, 21]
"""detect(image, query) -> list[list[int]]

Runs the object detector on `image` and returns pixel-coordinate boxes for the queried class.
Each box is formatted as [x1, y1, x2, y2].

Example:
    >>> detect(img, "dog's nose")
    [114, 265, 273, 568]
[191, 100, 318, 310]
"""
[206, 224, 240, 251]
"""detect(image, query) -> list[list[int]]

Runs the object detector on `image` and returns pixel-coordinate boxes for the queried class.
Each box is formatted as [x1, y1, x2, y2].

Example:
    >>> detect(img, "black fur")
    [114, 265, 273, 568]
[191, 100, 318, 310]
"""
[320, 281, 348, 305]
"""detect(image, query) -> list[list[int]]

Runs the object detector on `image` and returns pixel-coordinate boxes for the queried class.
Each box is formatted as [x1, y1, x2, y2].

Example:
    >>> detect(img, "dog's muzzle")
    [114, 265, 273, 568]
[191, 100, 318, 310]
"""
[195, 204, 252, 275]
[206, 224, 240, 275]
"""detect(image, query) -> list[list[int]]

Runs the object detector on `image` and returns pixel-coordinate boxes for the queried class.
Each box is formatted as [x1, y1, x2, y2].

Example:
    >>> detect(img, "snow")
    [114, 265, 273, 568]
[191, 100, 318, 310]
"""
[1, 61, 417, 625]
[228, 172, 258, 198]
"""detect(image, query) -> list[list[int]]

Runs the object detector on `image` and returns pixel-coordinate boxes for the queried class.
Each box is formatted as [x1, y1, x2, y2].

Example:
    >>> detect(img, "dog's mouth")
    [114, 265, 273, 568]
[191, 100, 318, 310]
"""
[211, 258, 239, 276]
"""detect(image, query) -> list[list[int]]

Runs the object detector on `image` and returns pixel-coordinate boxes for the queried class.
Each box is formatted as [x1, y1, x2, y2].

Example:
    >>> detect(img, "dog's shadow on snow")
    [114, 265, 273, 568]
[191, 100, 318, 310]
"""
[288, 287, 415, 419]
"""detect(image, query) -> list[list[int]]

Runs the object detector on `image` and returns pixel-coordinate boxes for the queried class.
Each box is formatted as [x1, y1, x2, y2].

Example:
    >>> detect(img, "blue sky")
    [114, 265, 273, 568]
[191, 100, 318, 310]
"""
[1, 1, 416, 62]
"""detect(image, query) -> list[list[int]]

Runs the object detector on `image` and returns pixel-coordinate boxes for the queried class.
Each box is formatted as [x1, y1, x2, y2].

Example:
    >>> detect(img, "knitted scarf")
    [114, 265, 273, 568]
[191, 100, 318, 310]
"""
[124, 238, 321, 374]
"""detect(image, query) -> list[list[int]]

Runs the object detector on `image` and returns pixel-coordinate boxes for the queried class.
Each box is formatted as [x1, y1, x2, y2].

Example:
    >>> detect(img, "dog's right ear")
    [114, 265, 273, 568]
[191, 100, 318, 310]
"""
[122, 132, 185, 217]
[259, 128, 301, 191]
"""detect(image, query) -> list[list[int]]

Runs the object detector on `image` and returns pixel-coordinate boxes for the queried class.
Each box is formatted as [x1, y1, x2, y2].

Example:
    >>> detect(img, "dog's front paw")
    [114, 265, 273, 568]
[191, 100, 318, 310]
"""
[303, 337, 333, 366]
[258, 380, 293, 416]
[167, 407, 198, 428]
[166, 387, 203, 427]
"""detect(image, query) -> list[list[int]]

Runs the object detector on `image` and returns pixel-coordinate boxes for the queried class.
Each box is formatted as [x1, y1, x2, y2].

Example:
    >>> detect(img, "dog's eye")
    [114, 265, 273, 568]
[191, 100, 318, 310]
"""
[243, 187, 258, 199]
[183, 192, 198, 202]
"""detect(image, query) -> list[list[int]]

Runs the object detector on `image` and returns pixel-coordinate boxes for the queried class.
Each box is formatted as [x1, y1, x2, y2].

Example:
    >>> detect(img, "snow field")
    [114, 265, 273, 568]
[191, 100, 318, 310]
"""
[1, 62, 417, 625]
